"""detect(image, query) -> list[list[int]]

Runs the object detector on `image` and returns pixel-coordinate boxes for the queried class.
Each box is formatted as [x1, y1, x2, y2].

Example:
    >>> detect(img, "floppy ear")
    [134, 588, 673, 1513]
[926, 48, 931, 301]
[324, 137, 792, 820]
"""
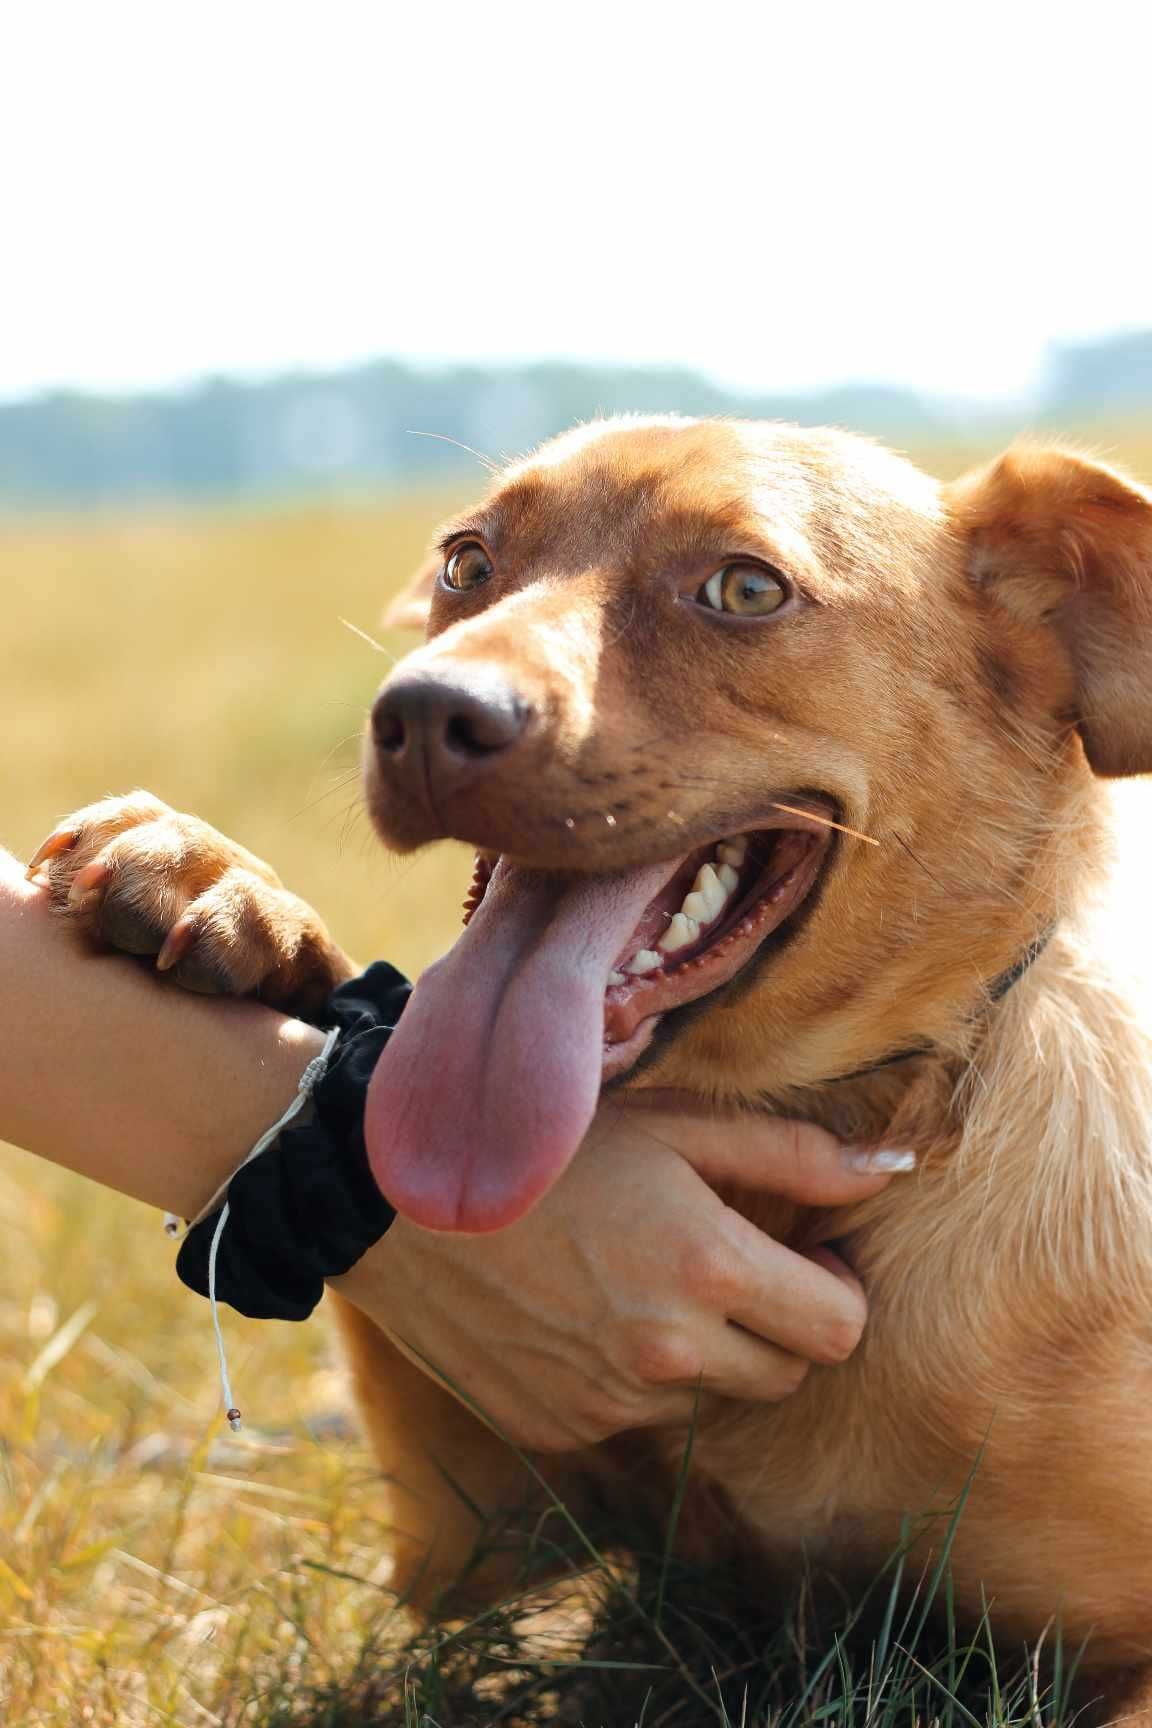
[382, 552, 440, 632]
[948, 447, 1152, 777]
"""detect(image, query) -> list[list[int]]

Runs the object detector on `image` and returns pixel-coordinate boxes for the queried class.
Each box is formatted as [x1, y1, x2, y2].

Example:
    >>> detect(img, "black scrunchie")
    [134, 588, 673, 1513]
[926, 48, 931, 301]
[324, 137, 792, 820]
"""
[176, 961, 410, 1320]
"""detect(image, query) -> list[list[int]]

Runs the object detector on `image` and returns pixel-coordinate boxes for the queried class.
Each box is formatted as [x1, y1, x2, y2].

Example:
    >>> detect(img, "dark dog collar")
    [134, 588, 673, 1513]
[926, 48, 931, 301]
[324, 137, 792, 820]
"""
[984, 927, 1055, 1005]
[827, 925, 1055, 1084]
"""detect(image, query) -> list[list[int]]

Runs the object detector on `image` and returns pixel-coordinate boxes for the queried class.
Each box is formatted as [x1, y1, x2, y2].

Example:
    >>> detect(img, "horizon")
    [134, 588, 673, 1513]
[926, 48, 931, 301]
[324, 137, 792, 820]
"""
[0, 333, 1141, 419]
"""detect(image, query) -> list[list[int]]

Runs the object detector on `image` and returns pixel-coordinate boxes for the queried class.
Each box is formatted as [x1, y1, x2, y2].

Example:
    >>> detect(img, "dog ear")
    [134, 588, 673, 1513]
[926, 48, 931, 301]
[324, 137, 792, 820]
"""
[382, 553, 440, 632]
[948, 447, 1152, 777]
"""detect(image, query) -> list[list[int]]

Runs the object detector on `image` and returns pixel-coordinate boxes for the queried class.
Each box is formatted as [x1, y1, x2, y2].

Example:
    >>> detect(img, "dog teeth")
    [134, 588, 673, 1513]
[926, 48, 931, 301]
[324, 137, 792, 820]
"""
[624, 949, 662, 975]
[659, 849, 750, 958]
[621, 835, 752, 978]
[696, 863, 728, 916]
[682, 860, 726, 923]
[659, 912, 697, 953]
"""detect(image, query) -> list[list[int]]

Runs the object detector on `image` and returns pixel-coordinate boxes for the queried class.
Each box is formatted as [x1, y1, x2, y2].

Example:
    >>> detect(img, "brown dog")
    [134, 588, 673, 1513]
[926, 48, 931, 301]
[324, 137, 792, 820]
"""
[34, 416, 1152, 1708]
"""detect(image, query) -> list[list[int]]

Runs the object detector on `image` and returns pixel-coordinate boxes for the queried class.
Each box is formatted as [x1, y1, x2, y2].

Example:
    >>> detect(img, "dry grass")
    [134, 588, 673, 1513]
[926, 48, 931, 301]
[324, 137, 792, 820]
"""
[3, 428, 1151, 1725]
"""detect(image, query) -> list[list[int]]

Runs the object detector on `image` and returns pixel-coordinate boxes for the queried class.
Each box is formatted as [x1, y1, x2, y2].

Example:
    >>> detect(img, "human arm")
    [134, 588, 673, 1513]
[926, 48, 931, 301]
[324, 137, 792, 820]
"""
[0, 845, 325, 1218]
[4, 838, 904, 1449]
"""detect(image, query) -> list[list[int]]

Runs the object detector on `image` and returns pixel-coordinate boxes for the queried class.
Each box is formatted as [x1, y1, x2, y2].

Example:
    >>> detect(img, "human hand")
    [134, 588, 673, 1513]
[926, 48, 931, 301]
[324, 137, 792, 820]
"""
[330, 1098, 911, 1452]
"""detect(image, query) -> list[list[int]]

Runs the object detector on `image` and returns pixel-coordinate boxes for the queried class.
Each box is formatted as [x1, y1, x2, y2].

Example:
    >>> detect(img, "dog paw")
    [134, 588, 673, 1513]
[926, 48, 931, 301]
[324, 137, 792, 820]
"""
[28, 791, 349, 1018]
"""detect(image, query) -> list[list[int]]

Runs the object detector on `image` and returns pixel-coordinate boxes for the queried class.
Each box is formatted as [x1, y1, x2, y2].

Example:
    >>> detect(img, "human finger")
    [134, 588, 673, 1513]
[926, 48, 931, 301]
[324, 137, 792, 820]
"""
[717, 1215, 869, 1365]
[614, 1096, 914, 1204]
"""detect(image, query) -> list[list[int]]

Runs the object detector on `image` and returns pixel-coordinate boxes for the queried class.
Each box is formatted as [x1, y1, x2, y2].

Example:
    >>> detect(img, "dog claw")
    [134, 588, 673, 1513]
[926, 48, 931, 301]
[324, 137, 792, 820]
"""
[67, 860, 112, 909]
[156, 918, 195, 973]
[26, 827, 79, 876]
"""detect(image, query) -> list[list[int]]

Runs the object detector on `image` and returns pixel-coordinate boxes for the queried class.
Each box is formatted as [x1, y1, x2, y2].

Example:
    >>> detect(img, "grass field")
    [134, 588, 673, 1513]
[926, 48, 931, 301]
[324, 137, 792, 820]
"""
[3, 429, 1151, 1726]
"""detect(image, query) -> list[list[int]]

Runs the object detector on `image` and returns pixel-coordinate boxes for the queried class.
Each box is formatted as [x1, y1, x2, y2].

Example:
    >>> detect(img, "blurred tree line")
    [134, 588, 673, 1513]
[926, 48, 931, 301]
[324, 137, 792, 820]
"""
[0, 332, 1146, 507]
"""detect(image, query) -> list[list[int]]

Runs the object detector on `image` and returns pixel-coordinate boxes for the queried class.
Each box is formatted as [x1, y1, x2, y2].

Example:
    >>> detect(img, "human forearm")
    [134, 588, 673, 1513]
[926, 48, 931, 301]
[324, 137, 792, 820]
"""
[0, 847, 325, 1217]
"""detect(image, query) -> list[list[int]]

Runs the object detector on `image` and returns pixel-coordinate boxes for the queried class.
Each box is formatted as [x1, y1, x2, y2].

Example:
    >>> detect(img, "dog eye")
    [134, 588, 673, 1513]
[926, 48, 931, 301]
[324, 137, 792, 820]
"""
[699, 562, 788, 616]
[442, 542, 493, 591]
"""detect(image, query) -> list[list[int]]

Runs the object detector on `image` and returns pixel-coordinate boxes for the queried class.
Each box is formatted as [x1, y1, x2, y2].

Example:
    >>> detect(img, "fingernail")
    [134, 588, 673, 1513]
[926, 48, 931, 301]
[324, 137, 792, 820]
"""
[844, 1148, 917, 1174]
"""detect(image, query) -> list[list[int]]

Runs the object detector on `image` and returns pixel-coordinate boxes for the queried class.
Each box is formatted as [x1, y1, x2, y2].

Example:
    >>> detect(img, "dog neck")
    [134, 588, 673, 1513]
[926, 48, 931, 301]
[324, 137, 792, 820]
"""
[826, 925, 1056, 1085]
[816, 889, 1152, 1311]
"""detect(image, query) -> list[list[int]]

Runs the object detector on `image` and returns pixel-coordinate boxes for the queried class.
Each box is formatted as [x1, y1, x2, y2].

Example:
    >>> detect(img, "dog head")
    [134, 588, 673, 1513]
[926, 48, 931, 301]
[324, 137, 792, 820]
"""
[361, 416, 1152, 1230]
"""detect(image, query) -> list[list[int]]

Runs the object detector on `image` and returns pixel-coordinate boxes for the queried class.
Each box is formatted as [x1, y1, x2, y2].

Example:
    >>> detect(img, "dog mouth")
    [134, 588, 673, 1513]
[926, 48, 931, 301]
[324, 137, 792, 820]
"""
[364, 800, 833, 1232]
[464, 822, 829, 1080]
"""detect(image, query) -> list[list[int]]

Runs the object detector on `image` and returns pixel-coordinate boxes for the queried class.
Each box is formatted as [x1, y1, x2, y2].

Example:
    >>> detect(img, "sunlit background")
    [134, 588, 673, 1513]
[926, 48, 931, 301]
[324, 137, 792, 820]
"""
[2, 5, 1151, 1720]
[4, 0, 1152, 504]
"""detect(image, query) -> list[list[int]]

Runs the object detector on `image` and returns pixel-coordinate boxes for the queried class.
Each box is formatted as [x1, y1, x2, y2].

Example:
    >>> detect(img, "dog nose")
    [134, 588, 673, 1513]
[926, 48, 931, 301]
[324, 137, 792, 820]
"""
[371, 665, 531, 793]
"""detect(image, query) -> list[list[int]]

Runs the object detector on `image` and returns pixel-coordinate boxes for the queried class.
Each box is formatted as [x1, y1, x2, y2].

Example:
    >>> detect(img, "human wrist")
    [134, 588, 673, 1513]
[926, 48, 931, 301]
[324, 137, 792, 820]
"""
[178, 1016, 328, 1215]
[175, 961, 411, 1320]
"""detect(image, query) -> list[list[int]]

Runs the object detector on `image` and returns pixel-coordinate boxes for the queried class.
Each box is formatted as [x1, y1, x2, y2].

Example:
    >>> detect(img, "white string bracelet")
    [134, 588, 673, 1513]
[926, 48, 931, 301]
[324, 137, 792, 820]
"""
[164, 1026, 341, 1431]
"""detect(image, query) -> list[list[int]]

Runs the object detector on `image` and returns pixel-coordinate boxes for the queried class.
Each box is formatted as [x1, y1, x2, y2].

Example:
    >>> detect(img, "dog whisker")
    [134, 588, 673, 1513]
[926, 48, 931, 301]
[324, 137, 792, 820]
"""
[339, 617, 399, 665]
[767, 802, 880, 846]
[336, 797, 370, 854]
[318, 729, 368, 770]
[405, 429, 501, 474]
[889, 831, 946, 890]
[291, 765, 364, 823]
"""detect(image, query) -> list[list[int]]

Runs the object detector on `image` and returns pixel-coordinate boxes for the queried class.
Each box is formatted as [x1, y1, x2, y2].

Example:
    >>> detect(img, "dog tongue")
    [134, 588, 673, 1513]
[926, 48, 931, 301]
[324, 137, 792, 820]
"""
[364, 857, 670, 1232]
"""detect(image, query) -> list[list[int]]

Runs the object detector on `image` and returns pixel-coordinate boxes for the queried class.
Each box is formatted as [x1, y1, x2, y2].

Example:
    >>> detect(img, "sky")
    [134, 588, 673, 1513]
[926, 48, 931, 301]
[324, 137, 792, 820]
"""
[3, 0, 1150, 407]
